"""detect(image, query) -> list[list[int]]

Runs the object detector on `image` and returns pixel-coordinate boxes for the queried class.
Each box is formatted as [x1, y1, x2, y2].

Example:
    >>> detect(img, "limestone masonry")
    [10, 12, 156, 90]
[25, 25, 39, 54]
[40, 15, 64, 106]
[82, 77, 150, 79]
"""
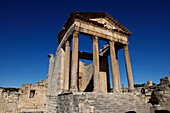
[0, 80, 46, 113]
[0, 12, 170, 113]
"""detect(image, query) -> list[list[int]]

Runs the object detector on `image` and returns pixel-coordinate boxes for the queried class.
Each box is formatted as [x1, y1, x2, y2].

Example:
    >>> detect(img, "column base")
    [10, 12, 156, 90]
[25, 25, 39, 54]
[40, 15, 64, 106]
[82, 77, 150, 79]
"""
[62, 89, 70, 93]
[93, 88, 101, 93]
[128, 89, 135, 92]
[112, 89, 120, 93]
[70, 88, 78, 92]
[118, 88, 122, 93]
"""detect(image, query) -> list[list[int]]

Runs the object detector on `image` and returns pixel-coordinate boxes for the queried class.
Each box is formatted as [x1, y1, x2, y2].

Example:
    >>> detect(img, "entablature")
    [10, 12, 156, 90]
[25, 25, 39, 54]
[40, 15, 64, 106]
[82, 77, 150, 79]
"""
[57, 12, 132, 52]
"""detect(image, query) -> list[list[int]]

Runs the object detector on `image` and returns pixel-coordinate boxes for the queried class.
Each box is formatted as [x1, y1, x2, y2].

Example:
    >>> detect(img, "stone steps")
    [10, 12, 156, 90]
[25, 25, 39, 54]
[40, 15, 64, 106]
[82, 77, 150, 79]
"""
[83, 93, 150, 113]
[56, 92, 151, 113]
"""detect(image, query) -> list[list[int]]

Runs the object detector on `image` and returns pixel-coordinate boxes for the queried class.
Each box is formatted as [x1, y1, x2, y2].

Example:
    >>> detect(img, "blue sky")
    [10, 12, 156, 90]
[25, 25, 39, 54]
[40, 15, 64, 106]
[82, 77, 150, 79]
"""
[0, 0, 170, 88]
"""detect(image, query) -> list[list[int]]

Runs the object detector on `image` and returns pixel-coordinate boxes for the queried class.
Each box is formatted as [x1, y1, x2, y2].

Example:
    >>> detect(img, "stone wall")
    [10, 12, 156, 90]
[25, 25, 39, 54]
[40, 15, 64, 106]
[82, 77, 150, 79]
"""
[47, 48, 65, 96]
[46, 48, 65, 113]
[46, 95, 58, 113]
[0, 88, 19, 113]
[78, 61, 107, 93]
[18, 80, 47, 112]
[78, 62, 94, 92]
[0, 80, 47, 113]
[153, 76, 170, 111]
[139, 76, 170, 112]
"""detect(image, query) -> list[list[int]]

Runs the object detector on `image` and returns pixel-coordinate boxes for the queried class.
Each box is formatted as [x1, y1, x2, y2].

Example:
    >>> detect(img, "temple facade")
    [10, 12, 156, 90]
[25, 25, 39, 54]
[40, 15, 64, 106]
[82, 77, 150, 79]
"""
[47, 12, 134, 94]
[46, 12, 151, 113]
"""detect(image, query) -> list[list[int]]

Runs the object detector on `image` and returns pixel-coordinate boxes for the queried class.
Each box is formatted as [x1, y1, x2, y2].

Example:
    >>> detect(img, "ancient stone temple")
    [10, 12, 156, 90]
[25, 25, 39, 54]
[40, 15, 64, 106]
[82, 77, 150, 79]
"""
[46, 12, 151, 113]
[0, 12, 169, 113]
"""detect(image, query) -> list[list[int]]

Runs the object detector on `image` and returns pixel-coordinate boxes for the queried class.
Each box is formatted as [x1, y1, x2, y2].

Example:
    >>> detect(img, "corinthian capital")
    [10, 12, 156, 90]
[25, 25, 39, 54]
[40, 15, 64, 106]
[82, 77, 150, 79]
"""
[91, 35, 98, 42]
[72, 30, 79, 37]
[109, 40, 116, 45]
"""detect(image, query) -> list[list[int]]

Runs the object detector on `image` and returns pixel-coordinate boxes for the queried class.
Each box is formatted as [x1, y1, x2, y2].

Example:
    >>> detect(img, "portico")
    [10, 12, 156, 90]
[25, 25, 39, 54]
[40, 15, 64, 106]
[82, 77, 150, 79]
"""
[57, 12, 134, 93]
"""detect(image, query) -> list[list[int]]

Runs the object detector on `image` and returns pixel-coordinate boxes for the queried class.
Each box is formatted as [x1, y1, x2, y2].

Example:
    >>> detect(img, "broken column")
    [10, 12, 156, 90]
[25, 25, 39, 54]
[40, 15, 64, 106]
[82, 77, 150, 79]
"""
[47, 54, 54, 83]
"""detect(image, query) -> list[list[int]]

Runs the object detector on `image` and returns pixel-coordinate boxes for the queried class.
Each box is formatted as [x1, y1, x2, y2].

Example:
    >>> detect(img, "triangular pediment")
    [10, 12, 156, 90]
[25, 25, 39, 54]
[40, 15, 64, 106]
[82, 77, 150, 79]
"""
[58, 12, 131, 43]
[71, 12, 131, 35]
[90, 18, 117, 31]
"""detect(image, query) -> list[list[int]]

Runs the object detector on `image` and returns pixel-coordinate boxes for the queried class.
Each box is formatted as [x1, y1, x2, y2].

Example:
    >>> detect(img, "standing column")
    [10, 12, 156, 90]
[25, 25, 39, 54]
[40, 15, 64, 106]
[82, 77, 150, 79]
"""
[70, 31, 79, 92]
[92, 36, 100, 92]
[116, 50, 121, 89]
[124, 44, 134, 91]
[116, 60, 121, 89]
[63, 40, 70, 92]
[109, 41, 119, 92]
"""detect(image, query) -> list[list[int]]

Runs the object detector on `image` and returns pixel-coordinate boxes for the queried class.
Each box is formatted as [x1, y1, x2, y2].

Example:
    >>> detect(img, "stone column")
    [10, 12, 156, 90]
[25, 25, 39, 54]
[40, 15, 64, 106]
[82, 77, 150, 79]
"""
[109, 41, 119, 92]
[116, 60, 121, 89]
[116, 50, 121, 89]
[63, 40, 70, 92]
[122, 83, 125, 92]
[70, 31, 79, 92]
[92, 36, 100, 92]
[46, 54, 54, 85]
[124, 44, 134, 91]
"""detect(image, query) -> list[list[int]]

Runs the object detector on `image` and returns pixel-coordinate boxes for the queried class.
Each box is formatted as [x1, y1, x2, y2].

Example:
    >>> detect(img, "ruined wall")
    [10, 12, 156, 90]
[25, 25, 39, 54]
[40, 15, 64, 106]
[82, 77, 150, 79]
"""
[0, 88, 19, 113]
[78, 62, 94, 92]
[78, 61, 86, 91]
[48, 48, 65, 96]
[78, 59, 108, 93]
[46, 48, 65, 113]
[84, 63, 94, 91]
[153, 76, 170, 111]
[139, 76, 170, 112]
[0, 88, 4, 112]
[18, 80, 47, 113]
[0, 80, 47, 113]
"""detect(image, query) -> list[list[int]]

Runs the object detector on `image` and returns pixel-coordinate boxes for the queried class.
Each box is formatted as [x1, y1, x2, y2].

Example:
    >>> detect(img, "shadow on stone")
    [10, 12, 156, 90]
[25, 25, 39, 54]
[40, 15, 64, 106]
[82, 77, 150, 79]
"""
[155, 110, 170, 113]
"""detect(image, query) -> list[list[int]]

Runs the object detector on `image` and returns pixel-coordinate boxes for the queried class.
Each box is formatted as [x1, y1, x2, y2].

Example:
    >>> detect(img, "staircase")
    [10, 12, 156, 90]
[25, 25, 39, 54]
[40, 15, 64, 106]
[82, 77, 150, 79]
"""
[57, 92, 152, 113]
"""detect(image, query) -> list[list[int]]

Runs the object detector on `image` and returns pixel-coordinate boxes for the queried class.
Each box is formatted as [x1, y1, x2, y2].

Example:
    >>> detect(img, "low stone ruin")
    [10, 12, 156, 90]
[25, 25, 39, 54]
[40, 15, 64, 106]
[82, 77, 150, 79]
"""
[150, 76, 170, 112]
[0, 80, 47, 113]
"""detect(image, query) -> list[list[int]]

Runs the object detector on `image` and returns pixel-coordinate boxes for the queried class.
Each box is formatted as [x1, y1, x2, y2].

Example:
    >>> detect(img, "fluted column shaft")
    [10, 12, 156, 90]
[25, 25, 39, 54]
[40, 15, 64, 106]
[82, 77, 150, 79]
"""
[70, 31, 79, 92]
[92, 36, 100, 92]
[63, 40, 70, 92]
[109, 41, 119, 92]
[124, 44, 134, 91]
